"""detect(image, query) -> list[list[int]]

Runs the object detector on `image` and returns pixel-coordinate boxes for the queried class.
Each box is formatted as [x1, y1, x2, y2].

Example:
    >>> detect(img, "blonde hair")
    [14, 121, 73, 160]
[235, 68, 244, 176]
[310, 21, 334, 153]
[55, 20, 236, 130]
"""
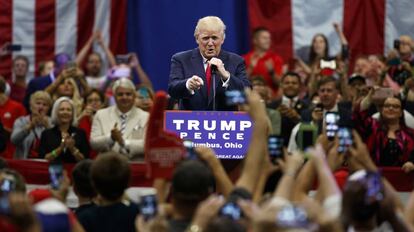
[54, 78, 83, 117]
[194, 16, 226, 39]
[30, 91, 52, 108]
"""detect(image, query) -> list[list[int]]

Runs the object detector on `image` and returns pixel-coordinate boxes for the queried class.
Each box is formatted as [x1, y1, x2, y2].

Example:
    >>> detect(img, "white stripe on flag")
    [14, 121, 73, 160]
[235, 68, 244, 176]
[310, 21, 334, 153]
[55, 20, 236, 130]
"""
[56, 0, 78, 60]
[13, 0, 35, 81]
[292, 0, 344, 60]
[384, 0, 414, 53]
[94, 0, 111, 70]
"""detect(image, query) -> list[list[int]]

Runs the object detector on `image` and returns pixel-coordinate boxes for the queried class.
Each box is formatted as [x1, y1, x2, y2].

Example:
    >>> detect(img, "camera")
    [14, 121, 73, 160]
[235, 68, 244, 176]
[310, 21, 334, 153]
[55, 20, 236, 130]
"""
[140, 194, 158, 221]
[225, 90, 246, 106]
[183, 140, 197, 160]
[49, 164, 64, 190]
[268, 135, 284, 163]
[297, 123, 318, 151]
[325, 112, 339, 140]
[219, 202, 242, 220]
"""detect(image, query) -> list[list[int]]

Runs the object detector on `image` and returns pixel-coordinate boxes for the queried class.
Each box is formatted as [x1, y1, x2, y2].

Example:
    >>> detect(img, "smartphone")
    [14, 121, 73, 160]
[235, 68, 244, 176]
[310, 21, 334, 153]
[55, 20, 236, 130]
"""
[276, 205, 309, 228]
[49, 164, 63, 190]
[320, 59, 336, 70]
[268, 135, 284, 163]
[6, 44, 22, 52]
[372, 88, 393, 101]
[219, 202, 242, 220]
[140, 194, 158, 221]
[337, 127, 353, 154]
[225, 90, 246, 106]
[0, 176, 16, 215]
[365, 172, 384, 203]
[297, 123, 318, 151]
[138, 87, 150, 99]
[183, 140, 197, 160]
[116, 54, 130, 64]
[65, 61, 77, 70]
[325, 112, 339, 140]
[394, 39, 400, 50]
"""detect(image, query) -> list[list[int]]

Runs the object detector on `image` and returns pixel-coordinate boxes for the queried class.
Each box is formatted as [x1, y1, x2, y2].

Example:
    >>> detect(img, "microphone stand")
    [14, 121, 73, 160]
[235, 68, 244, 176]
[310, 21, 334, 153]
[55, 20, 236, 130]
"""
[211, 66, 217, 111]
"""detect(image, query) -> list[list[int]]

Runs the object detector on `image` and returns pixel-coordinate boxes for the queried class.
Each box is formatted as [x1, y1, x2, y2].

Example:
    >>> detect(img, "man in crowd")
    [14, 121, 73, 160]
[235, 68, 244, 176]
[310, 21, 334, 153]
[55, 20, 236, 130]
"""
[268, 72, 308, 144]
[90, 78, 149, 161]
[396, 35, 414, 64]
[9, 55, 29, 102]
[0, 76, 26, 158]
[168, 16, 250, 111]
[78, 152, 140, 232]
[243, 27, 284, 95]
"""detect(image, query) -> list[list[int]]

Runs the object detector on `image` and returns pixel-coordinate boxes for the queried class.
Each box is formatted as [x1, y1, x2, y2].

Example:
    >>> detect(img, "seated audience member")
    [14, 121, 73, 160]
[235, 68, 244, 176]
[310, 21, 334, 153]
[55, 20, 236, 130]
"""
[268, 72, 308, 145]
[78, 152, 139, 232]
[24, 53, 71, 110]
[354, 90, 414, 170]
[135, 85, 154, 112]
[0, 76, 26, 158]
[251, 76, 281, 135]
[91, 78, 149, 161]
[9, 55, 30, 102]
[243, 27, 284, 94]
[38, 60, 55, 77]
[396, 35, 414, 64]
[76, 31, 116, 90]
[78, 89, 106, 158]
[11, 91, 52, 159]
[72, 160, 97, 217]
[38, 97, 89, 163]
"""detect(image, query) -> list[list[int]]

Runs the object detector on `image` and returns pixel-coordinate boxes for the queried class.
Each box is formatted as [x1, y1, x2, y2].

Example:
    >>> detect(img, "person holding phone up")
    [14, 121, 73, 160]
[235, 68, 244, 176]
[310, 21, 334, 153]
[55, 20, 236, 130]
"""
[353, 87, 414, 172]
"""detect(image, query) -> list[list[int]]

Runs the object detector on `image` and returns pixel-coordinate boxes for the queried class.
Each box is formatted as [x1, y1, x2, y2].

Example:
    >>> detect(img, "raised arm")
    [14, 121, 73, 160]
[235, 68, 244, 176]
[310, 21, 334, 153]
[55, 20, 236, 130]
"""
[235, 88, 269, 193]
[76, 33, 95, 66]
[129, 53, 153, 88]
[96, 31, 116, 67]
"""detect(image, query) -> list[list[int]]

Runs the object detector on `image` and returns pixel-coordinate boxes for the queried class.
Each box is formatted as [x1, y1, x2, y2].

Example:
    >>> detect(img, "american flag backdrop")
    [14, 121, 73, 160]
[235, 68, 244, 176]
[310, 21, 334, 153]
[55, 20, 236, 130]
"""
[1, 0, 414, 88]
[0, 0, 127, 81]
[249, 0, 414, 63]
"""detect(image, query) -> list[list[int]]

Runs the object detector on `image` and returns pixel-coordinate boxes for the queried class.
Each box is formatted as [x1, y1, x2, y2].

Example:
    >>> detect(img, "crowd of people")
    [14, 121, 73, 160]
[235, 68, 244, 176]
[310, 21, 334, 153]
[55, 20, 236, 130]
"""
[0, 15, 414, 231]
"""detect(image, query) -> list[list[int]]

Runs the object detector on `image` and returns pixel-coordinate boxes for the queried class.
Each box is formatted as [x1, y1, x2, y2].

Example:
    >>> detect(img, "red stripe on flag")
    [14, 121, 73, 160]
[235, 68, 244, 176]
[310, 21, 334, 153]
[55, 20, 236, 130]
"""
[0, 0, 13, 80]
[110, 0, 127, 55]
[344, 0, 385, 58]
[35, 0, 56, 75]
[77, 0, 95, 69]
[247, 0, 293, 61]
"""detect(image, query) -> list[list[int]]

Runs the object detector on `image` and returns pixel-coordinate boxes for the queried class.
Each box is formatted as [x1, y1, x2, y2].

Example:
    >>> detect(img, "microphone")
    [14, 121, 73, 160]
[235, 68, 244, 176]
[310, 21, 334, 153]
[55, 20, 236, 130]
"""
[211, 64, 218, 74]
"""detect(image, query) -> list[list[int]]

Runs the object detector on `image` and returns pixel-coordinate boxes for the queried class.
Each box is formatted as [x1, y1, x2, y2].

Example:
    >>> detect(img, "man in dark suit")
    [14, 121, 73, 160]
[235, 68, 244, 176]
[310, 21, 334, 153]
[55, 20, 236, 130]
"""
[267, 72, 308, 145]
[168, 16, 250, 111]
[23, 53, 71, 110]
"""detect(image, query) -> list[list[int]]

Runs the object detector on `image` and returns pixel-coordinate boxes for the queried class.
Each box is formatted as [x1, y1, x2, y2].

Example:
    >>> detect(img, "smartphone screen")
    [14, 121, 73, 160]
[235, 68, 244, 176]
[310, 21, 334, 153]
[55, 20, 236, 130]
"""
[225, 90, 246, 106]
[325, 112, 339, 140]
[337, 127, 353, 154]
[219, 202, 242, 220]
[268, 135, 284, 163]
[183, 140, 197, 160]
[49, 164, 63, 190]
[140, 194, 158, 221]
[297, 124, 317, 151]
[276, 205, 309, 228]
[365, 172, 384, 203]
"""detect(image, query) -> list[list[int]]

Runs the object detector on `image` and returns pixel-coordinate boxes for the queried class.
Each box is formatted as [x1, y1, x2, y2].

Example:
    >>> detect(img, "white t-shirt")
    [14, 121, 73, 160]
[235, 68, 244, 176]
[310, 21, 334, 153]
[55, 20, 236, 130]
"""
[86, 75, 107, 89]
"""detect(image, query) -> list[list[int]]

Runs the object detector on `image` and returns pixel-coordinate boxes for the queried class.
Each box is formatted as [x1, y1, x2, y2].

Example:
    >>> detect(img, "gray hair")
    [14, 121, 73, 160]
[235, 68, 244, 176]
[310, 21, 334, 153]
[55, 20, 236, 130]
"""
[194, 16, 226, 39]
[112, 77, 136, 93]
[51, 96, 77, 126]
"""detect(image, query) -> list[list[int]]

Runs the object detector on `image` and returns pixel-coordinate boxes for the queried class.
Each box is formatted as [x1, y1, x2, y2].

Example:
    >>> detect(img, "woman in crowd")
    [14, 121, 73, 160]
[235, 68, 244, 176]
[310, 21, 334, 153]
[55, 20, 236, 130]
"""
[353, 88, 414, 171]
[38, 97, 89, 163]
[78, 89, 106, 159]
[11, 91, 52, 159]
[135, 85, 154, 112]
[47, 77, 84, 117]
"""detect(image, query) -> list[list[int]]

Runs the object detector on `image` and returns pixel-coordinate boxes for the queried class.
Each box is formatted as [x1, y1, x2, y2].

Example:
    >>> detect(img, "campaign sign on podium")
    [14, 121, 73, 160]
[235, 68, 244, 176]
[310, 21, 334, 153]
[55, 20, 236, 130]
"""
[164, 111, 253, 159]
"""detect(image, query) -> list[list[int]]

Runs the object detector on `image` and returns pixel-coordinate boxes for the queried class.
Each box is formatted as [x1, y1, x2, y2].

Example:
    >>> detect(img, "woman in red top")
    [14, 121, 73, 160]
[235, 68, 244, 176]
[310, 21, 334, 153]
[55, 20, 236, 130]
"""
[78, 89, 106, 159]
[353, 89, 414, 172]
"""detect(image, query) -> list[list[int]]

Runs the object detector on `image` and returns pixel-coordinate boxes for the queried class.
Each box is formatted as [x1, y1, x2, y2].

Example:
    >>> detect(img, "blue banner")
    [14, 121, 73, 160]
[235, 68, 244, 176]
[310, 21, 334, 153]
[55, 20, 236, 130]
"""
[164, 111, 253, 159]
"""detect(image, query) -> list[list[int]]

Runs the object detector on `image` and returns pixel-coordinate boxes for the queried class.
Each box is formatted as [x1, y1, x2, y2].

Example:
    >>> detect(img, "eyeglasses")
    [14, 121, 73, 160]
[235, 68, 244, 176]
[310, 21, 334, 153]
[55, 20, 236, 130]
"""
[383, 104, 401, 109]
